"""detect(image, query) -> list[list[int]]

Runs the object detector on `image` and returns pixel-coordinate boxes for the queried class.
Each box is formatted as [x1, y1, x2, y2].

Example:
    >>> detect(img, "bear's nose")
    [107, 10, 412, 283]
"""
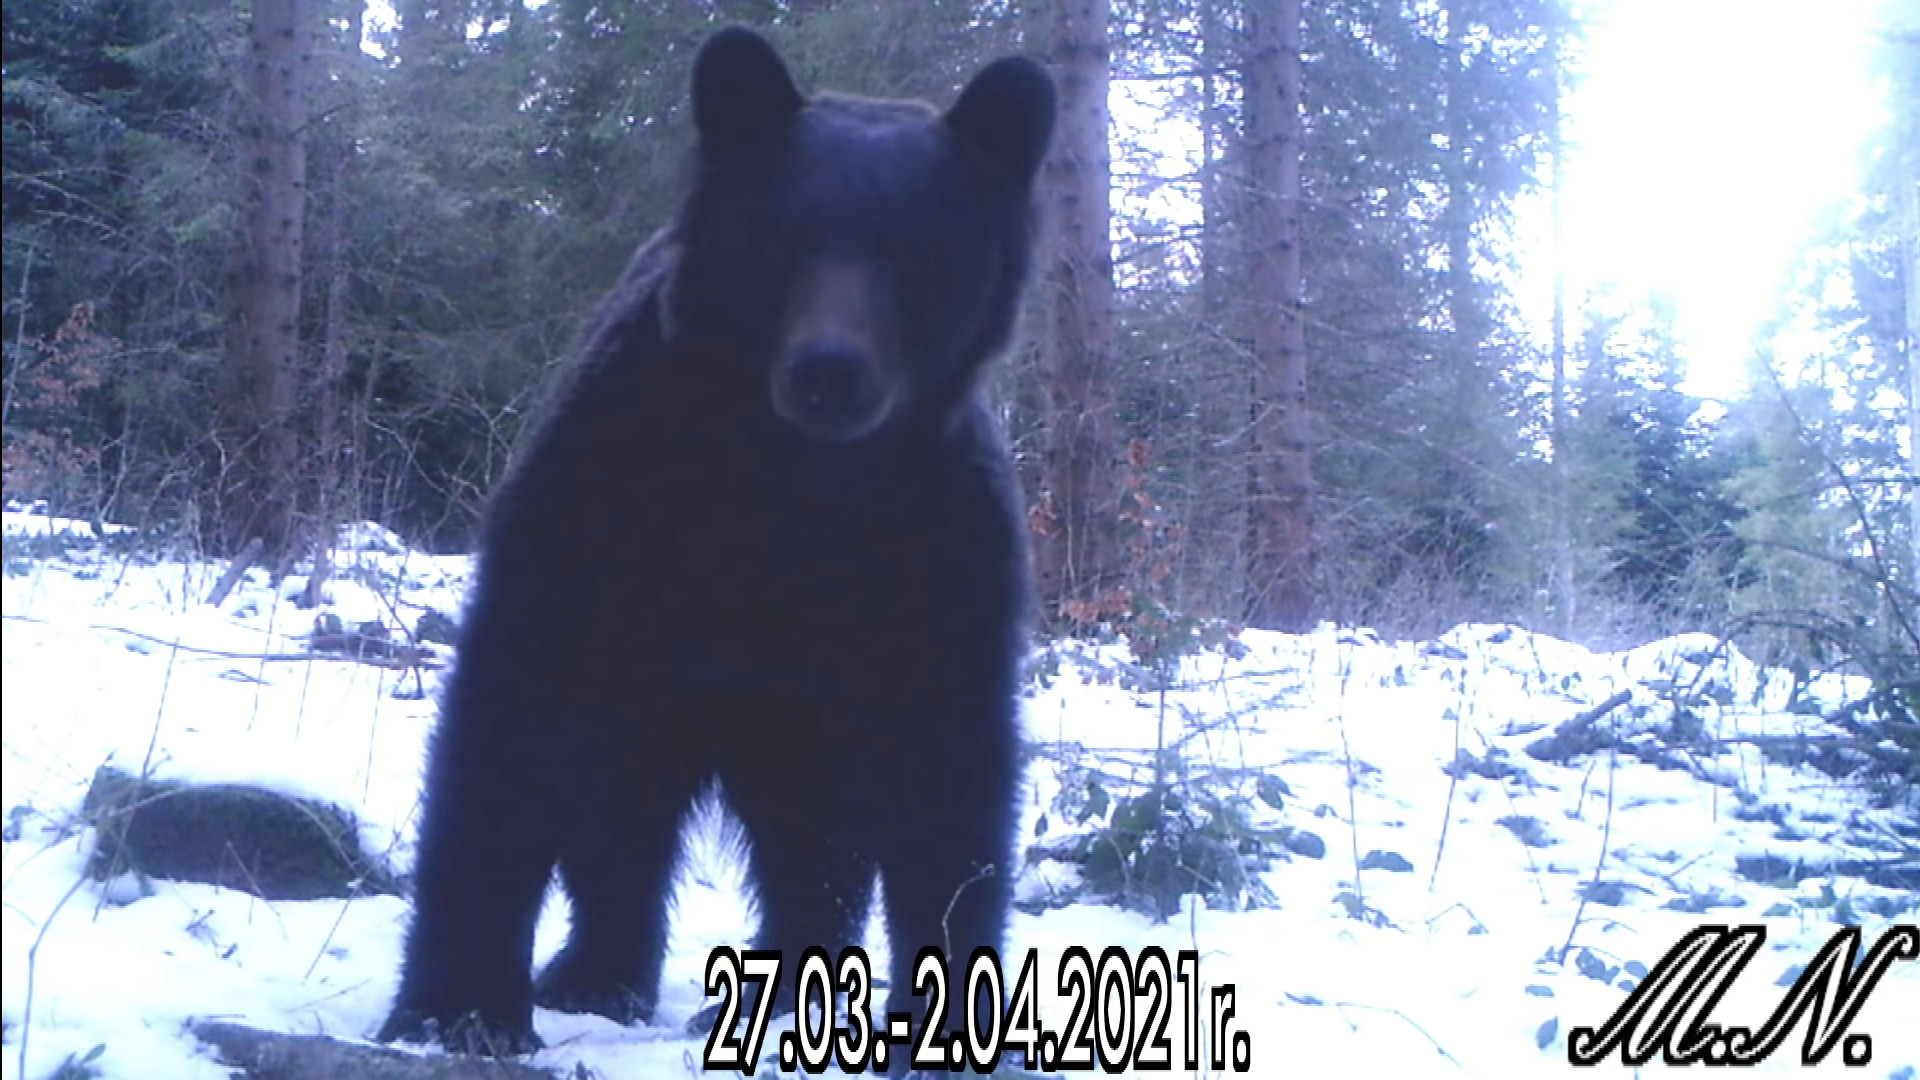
[774, 344, 889, 442]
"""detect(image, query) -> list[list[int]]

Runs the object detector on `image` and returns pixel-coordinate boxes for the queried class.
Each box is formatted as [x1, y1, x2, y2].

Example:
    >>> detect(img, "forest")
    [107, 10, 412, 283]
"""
[3, 3, 1919, 1077]
[2, 0, 1915, 683]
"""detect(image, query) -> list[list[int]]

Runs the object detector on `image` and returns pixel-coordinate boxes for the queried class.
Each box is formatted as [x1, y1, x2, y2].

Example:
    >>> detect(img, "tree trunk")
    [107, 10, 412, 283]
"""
[1547, 3, 1575, 637]
[1241, 0, 1313, 630]
[301, 0, 366, 609]
[1197, 0, 1229, 322]
[217, 0, 310, 561]
[303, 138, 356, 608]
[1901, 143, 1919, 584]
[1036, 0, 1123, 628]
[1195, 0, 1249, 611]
[1432, 0, 1492, 584]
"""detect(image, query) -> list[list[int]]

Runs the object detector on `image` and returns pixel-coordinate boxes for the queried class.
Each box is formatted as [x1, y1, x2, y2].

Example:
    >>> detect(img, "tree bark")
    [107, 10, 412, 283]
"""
[1241, 0, 1314, 630]
[218, 0, 310, 561]
[1037, 0, 1123, 628]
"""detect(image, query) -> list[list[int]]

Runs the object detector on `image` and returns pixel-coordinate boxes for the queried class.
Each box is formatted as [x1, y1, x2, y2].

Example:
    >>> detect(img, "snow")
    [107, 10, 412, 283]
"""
[3, 506, 1915, 1079]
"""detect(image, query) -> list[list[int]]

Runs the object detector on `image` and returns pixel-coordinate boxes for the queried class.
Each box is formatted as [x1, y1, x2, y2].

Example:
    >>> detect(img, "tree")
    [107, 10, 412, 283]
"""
[1726, 24, 1918, 668]
[1710, 22, 1917, 747]
[1886, 27, 1919, 583]
[1294, 0, 1556, 629]
[214, 0, 310, 559]
[1050, 0, 1565, 630]
[1566, 293, 1747, 623]
[1036, 0, 1123, 627]
[1545, 0, 1574, 636]
[1904, 131, 1918, 585]
[1240, 0, 1312, 629]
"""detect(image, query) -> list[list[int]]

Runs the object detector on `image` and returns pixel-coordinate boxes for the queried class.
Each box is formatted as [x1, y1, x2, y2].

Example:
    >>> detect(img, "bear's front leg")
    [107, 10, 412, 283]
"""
[872, 690, 1020, 1076]
[379, 642, 566, 1055]
[532, 708, 711, 1026]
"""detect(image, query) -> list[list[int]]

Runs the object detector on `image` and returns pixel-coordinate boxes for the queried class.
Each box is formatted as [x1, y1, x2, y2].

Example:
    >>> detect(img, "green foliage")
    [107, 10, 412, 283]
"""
[1043, 0, 1571, 629]
[414, 608, 457, 645]
[1556, 291, 1750, 626]
[1028, 603, 1288, 922]
[1036, 752, 1282, 920]
[3, 0, 236, 526]
[1709, 27, 1917, 793]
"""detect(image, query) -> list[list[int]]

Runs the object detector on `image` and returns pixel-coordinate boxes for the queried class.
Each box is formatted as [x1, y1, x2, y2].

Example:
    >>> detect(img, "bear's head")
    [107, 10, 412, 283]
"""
[666, 28, 1056, 445]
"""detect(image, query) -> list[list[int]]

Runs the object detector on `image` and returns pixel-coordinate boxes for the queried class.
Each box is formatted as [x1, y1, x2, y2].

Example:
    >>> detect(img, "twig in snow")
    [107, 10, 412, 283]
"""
[1559, 748, 1618, 964]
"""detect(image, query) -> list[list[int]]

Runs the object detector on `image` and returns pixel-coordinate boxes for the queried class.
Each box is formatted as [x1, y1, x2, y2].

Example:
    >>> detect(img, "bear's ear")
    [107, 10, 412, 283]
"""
[944, 56, 1056, 189]
[692, 27, 803, 159]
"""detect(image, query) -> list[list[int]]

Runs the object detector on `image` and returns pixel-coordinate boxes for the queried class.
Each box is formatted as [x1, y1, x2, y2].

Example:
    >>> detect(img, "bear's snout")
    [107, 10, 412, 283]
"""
[773, 343, 892, 443]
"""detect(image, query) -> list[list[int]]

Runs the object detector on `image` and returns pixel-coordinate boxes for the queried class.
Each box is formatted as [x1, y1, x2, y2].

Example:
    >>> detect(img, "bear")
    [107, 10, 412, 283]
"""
[375, 25, 1055, 1070]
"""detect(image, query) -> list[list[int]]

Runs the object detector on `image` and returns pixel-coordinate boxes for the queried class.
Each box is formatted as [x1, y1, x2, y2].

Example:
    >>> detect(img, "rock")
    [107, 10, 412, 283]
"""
[84, 766, 399, 901]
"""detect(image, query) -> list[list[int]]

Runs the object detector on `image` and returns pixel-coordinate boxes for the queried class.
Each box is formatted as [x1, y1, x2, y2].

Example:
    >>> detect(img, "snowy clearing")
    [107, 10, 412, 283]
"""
[2, 508, 1915, 1079]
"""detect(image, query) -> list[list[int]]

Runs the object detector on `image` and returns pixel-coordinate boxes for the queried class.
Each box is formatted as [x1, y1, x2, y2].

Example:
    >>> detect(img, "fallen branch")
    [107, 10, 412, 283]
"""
[0, 615, 441, 671]
[189, 1022, 564, 1080]
[206, 537, 265, 607]
[1567, 690, 1634, 730]
[1718, 733, 1918, 771]
[1526, 690, 1634, 762]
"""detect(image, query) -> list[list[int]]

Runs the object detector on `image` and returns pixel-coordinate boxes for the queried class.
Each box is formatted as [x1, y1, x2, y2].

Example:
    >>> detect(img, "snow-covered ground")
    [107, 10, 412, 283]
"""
[3, 507, 1915, 1079]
